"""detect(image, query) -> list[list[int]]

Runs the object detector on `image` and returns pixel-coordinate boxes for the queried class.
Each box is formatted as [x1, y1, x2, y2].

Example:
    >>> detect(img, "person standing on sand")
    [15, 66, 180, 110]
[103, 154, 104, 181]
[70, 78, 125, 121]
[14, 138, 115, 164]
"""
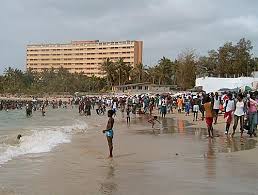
[224, 93, 235, 136]
[177, 96, 183, 113]
[204, 95, 214, 138]
[231, 94, 245, 138]
[126, 106, 131, 125]
[192, 97, 199, 121]
[247, 93, 257, 137]
[213, 92, 221, 124]
[161, 99, 167, 118]
[41, 103, 46, 116]
[185, 99, 191, 116]
[112, 100, 117, 117]
[103, 110, 115, 158]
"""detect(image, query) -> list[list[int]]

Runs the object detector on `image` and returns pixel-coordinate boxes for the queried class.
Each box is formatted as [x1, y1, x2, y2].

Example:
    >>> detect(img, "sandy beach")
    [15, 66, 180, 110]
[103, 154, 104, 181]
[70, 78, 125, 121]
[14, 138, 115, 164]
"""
[0, 109, 258, 195]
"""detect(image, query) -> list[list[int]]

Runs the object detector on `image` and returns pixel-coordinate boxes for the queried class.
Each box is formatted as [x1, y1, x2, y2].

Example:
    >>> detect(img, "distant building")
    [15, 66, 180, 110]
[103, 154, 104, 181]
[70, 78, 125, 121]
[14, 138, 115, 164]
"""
[26, 40, 143, 77]
[112, 83, 177, 94]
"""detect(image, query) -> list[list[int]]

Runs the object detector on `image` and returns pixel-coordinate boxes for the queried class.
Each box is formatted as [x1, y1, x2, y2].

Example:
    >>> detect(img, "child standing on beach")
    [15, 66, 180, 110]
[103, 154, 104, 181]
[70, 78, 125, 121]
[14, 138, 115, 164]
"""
[102, 110, 115, 158]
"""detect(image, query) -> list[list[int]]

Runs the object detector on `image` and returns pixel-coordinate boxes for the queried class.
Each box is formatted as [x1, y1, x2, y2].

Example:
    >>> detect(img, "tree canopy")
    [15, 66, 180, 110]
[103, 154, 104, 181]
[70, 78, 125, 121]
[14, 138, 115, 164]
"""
[0, 67, 106, 95]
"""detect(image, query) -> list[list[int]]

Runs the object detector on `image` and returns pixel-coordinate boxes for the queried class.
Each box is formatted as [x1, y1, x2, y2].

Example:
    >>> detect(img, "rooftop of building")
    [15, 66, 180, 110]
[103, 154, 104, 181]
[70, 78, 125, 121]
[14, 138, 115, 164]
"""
[27, 40, 141, 48]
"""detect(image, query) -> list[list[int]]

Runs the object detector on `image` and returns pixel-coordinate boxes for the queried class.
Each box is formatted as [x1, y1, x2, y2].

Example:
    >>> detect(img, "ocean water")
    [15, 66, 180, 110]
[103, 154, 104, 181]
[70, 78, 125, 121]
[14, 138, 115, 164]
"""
[0, 107, 89, 166]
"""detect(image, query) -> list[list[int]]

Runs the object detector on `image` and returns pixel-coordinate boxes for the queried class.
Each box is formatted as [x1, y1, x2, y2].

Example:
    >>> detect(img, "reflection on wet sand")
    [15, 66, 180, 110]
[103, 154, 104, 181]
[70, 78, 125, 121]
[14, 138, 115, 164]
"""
[177, 119, 185, 134]
[204, 139, 216, 179]
[218, 137, 257, 153]
[134, 118, 257, 154]
[99, 161, 117, 195]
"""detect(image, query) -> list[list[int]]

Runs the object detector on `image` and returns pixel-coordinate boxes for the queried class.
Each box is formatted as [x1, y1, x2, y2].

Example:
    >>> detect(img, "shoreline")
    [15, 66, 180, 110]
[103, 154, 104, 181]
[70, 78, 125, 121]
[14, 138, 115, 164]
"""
[0, 109, 258, 194]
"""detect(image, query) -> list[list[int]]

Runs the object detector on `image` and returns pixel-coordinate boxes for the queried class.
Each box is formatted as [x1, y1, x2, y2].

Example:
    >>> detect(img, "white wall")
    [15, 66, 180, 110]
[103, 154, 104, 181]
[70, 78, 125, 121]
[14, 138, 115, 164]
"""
[196, 77, 258, 92]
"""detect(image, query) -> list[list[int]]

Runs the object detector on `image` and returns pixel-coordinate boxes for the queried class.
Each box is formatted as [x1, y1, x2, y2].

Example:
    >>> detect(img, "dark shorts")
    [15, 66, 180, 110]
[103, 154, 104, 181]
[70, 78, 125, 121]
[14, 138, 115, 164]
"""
[213, 109, 219, 114]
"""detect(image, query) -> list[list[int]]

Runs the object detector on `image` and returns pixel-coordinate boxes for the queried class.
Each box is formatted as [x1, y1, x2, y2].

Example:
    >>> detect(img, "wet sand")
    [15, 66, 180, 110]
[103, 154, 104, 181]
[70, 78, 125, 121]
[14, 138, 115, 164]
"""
[0, 111, 258, 194]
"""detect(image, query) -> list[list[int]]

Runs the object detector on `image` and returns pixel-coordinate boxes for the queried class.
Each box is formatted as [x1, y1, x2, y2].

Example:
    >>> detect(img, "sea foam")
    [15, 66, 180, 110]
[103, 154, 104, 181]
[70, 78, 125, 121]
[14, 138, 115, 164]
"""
[0, 120, 88, 165]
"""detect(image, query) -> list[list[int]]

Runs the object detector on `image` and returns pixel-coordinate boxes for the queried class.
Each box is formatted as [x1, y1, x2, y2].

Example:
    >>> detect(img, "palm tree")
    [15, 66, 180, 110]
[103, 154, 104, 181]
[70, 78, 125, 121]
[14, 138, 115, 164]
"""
[131, 63, 146, 83]
[115, 58, 132, 85]
[157, 57, 174, 85]
[101, 58, 117, 87]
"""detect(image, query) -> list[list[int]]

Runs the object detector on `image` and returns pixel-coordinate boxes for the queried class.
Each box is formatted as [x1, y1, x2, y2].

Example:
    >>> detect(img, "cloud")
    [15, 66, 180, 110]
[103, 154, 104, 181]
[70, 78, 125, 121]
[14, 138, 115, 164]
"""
[0, 0, 258, 73]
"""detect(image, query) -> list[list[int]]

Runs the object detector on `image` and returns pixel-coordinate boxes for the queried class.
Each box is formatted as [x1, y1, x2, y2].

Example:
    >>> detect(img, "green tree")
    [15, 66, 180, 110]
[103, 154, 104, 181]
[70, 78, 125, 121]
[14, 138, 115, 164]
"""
[115, 58, 132, 85]
[130, 63, 148, 83]
[101, 58, 117, 87]
[176, 50, 197, 90]
[156, 57, 175, 85]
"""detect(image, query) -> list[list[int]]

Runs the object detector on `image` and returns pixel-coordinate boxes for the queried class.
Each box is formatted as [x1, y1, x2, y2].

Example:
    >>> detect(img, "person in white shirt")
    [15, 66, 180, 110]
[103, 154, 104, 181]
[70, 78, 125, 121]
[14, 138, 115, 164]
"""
[213, 92, 221, 124]
[231, 94, 245, 138]
[224, 93, 235, 135]
[192, 98, 199, 121]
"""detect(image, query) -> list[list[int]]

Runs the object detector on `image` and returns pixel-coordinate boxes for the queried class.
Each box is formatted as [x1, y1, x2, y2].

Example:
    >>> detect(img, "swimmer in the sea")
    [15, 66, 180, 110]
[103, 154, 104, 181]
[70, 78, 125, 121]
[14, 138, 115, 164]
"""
[17, 134, 22, 140]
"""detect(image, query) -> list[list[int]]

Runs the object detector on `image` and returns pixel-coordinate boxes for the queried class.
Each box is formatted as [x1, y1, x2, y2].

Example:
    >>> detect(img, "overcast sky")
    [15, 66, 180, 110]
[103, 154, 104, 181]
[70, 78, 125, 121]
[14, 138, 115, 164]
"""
[1, 0, 258, 73]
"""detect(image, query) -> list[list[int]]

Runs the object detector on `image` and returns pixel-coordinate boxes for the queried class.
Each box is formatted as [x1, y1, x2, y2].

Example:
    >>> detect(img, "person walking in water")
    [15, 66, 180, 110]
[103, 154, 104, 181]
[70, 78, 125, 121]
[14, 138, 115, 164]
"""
[103, 110, 115, 158]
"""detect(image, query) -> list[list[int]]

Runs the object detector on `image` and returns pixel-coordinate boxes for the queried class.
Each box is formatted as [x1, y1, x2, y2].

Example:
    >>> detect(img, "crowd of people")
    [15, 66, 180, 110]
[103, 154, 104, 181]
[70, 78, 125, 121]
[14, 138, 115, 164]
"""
[1, 91, 258, 157]
[73, 92, 257, 140]
[1, 91, 258, 138]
